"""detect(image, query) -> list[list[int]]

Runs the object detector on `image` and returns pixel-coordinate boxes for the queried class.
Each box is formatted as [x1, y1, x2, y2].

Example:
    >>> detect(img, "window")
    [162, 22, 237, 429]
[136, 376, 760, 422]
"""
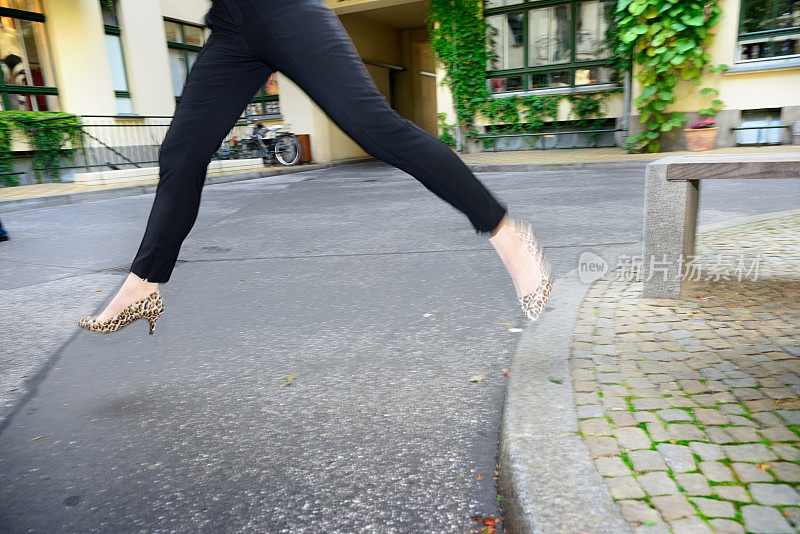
[737, 0, 800, 61]
[245, 72, 281, 118]
[165, 19, 205, 100]
[484, 0, 617, 93]
[0, 0, 59, 111]
[101, 1, 133, 114]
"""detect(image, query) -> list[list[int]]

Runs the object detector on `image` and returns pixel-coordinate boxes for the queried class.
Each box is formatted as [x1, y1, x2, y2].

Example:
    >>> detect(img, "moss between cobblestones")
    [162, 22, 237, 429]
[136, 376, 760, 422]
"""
[571, 214, 800, 533]
[619, 453, 635, 471]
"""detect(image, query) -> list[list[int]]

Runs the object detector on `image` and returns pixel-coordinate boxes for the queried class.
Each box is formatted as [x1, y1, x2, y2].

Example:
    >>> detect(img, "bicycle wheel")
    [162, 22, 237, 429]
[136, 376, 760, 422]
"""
[274, 134, 302, 166]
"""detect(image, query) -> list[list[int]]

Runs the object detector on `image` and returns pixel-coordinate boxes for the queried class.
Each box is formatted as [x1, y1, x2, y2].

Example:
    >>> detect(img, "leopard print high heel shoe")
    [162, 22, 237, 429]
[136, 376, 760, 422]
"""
[512, 219, 554, 322]
[77, 290, 164, 335]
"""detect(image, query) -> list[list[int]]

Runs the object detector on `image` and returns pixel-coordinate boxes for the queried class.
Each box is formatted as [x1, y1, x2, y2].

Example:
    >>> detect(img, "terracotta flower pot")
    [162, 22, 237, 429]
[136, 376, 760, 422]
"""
[684, 127, 718, 151]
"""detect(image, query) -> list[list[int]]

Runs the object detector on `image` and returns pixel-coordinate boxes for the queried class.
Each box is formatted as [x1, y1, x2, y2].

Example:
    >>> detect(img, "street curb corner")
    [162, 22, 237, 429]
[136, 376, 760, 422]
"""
[497, 266, 631, 534]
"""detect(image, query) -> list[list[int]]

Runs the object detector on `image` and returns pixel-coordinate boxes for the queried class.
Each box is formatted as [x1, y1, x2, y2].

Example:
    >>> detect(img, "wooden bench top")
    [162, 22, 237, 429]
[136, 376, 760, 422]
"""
[647, 152, 800, 181]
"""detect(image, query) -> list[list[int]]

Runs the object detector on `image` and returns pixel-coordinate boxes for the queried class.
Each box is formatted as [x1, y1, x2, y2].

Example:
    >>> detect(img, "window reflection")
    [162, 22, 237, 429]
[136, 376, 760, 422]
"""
[528, 5, 571, 65]
[486, 12, 525, 70]
[0, 14, 58, 111]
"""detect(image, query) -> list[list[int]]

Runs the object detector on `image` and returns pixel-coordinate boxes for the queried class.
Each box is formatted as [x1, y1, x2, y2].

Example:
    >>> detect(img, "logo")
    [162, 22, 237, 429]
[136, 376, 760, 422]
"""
[578, 251, 608, 284]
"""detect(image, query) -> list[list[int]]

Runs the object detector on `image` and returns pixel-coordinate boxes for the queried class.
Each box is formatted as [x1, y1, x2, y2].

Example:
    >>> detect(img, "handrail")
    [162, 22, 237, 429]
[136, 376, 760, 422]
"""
[730, 124, 790, 130]
[474, 128, 623, 139]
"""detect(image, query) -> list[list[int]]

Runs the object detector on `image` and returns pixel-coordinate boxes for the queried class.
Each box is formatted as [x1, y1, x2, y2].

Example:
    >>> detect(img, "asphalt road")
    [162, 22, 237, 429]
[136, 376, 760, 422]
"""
[1, 160, 798, 533]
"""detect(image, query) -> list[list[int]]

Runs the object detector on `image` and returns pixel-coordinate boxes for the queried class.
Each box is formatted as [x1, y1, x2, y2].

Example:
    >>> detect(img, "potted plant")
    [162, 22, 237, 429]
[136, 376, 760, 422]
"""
[683, 86, 725, 151]
[684, 118, 718, 151]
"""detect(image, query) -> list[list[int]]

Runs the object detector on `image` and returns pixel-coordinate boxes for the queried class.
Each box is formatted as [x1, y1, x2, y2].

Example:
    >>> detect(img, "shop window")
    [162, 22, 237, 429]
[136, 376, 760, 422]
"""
[0, 0, 59, 111]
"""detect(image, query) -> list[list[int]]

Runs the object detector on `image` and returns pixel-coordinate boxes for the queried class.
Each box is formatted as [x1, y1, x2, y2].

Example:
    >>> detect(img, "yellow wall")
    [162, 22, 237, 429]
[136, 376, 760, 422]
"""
[119, 0, 175, 116]
[45, 0, 117, 115]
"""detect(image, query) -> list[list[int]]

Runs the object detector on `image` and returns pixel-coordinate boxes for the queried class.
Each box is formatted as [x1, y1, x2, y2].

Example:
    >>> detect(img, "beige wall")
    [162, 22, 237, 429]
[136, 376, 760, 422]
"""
[159, 0, 210, 23]
[45, 0, 117, 115]
[118, 0, 175, 116]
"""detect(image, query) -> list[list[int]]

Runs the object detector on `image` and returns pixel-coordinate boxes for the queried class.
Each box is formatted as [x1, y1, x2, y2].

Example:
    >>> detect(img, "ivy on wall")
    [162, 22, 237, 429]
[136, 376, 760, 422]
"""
[0, 111, 83, 187]
[426, 0, 729, 153]
[427, 0, 622, 150]
[426, 0, 492, 142]
[614, 0, 727, 152]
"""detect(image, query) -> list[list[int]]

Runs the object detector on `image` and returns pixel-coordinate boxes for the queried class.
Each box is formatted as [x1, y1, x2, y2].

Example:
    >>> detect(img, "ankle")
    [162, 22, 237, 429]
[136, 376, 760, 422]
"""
[125, 272, 158, 293]
[489, 215, 511, 238]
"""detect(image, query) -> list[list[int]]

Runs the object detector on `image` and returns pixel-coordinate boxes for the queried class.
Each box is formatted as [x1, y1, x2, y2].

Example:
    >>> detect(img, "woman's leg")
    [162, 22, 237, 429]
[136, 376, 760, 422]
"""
[225, 0, 508, 235]
[129, 33, 273, 284]
[222, 0, 545, 302]
[93, 26, 272, 321]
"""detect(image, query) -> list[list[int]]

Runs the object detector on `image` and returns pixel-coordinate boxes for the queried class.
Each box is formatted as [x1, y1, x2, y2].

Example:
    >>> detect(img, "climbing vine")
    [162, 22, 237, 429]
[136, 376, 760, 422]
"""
[427, 0, 623, 150]
[0, 111, 84, 186]
[614, 0, 727, 152]
[437, 112, 457, 148]
[426, 0, 492, 144]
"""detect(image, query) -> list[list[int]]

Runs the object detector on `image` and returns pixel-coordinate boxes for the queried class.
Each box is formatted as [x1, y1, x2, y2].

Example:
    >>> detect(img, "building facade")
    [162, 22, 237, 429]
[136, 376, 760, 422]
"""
[1, 0, 440, 175]
[1, 0, 798, 180]
[479, 0, 800, 150]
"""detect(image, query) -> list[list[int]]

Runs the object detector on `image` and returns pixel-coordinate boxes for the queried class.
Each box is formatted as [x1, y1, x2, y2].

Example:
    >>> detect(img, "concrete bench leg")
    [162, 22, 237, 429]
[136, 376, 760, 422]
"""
[641, 164, 699, 298]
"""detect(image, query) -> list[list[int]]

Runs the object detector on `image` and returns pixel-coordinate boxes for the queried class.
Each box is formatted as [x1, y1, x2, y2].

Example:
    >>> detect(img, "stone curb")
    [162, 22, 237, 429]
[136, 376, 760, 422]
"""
[0, 159, 652, 214]
[498, 208, 800, 533]
[498, 246, 638, 534]
[0, 158, 374, 214]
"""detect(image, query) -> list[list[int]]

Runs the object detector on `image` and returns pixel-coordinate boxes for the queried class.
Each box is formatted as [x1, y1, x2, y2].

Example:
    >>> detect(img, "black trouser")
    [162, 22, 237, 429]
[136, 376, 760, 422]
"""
[130, 0, 508, 283]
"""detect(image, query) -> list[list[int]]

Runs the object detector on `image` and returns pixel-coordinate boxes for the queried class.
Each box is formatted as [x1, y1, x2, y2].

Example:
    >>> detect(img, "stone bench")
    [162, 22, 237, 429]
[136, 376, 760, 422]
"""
[641, 152, 800, 298]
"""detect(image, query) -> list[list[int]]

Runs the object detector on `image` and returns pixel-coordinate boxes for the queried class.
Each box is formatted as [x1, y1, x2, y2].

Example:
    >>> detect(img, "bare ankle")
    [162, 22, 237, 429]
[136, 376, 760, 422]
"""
[489, 215, 511, 238]
[126, 271, 158, 292]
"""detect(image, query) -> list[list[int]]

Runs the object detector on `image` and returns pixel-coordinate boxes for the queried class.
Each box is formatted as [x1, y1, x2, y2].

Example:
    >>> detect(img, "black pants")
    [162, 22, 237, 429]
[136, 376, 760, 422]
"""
[130, 0, 508, 283]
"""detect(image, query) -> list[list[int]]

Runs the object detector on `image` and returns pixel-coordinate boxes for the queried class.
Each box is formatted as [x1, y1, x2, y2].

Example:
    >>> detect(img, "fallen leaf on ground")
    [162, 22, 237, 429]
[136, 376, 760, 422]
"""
[470, 375, 485, 383]
[756, 463, 773, 471]
[30, 436, 44, 442]
[279, 374, 296, 386]
[471, 515, 496, 533]
[423, 313, 435, 317]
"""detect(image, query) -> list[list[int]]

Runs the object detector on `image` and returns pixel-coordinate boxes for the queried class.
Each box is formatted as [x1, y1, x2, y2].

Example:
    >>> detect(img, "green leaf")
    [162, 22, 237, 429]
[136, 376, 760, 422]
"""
[682, 13, 705, 26]
[660, 123, 674, 132]
[680, 68, 700, 79]
[644, 5, 659, 18]
[616, 0, 634, 11]
[700, 87, 718, 95]
[629, 1, 647, 16]
[641, 85, 657, 99]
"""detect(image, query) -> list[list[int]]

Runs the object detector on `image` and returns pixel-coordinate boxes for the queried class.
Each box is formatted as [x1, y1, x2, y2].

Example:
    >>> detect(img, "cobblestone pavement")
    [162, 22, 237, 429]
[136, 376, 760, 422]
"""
[572, 213, 800, 534]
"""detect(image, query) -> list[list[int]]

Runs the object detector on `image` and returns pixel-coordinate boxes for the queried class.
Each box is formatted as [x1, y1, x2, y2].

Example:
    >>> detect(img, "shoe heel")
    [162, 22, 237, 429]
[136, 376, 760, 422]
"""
[147, 315, 158, 335]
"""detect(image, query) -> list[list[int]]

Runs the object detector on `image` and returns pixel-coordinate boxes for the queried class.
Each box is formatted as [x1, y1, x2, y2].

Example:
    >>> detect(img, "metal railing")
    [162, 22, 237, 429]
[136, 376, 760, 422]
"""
[474, 127, 623, 150]
[730, 123, 791, 147]
[14, 114, 276, 184]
